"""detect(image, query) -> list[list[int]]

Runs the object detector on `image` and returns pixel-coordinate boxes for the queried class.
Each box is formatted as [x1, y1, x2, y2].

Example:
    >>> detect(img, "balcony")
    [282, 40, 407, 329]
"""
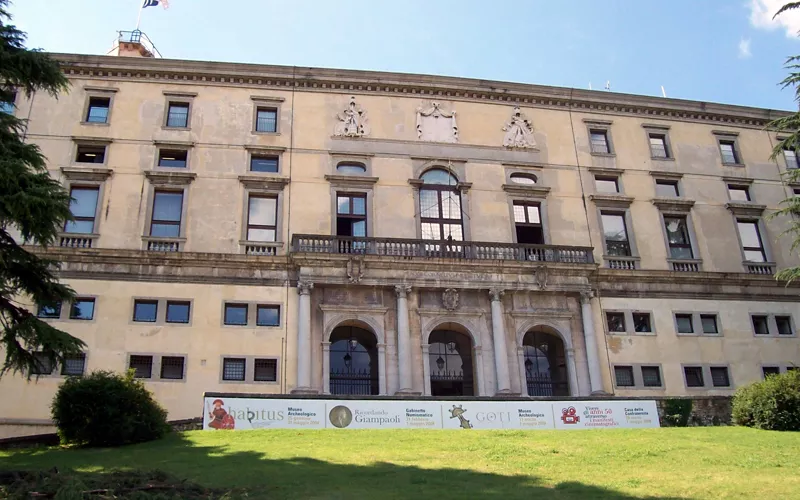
[291, 234, 594, 264]
[745, 262, 776, 275]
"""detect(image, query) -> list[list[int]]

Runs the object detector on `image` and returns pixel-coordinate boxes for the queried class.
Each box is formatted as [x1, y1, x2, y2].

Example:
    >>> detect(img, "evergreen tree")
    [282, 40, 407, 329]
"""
[0, 0, 85, 377]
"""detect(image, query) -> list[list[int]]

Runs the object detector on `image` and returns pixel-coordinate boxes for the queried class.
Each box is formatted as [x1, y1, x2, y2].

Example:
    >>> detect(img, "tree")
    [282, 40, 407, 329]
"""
[0, 0, 84, 377]
[767, 2, 800, 283]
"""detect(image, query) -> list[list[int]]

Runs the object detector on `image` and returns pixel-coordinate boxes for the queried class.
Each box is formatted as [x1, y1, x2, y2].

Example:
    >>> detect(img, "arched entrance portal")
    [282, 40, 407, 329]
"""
[429, 330, 474, 396]
[329, 326, 378, 395]
[522, 329, 569, 397]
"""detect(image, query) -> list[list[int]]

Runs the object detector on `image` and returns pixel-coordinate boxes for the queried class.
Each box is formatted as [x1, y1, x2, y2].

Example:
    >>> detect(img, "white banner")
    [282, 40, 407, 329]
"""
[203, 397, 659, 430]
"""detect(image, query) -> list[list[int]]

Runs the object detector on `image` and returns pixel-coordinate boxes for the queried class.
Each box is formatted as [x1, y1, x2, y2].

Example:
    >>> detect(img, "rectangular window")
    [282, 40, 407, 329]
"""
[166, 301, 191, 324]
[700, 314, 719, 334]
[336, 193, 367, 237]
[649, 134, 668, 158]
[784, 147, 799, 169]
[85, 97, 110, 123]
[614, 366, 635, 387]
[632, 313, 652, 333]
[606, 312, 626, 333]
[594, 176, 619, 193]
[590, 130, 610, 154]
[166, 102, 189, 128]
[157, 149, 188, 168]
[150, 191, 183, 238]
[224, 303, 248, 326]
[32, 352, 55, 375]
[61, 353, 86, 376]
[256, 305, 280, 327]
[250, 155, 279, 173]
[222, 357, 246, 381]
[752, 315, 769, 335]
[684, 366, 704, 387]
[675, 313, 694, 334]
[710, 367, 730, 387]
[655, 179, 679, 197]
[762, 366, 780, 378]
[664, 216, 693, 259]
[133, 300, 158, 322]
[601, 212, 631, 256]
[0, 91, 15, 114]
[64, 186, 99, 234]
[160, 356, 185, 380]
[75, 145, 106, 164]
[776, 316, 794, 335]
[728, 185, 750, 202]
[255, 107, 278, 132]
[719, 140, 739, 164]
[641, 366, 662, 387]
[37, 302, 62, 319]
[247, 196, 278, 242]
[69, 298, 95, 320]
[737, 220, 766, 263]
[129, 355, 153, 378]
[254, 358, 278, 382]
[513, 202, 544, 245]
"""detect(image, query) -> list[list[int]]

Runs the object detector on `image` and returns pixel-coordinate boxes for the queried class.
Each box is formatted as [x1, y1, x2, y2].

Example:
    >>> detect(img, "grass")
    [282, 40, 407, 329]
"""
[1, 427, 799, 499]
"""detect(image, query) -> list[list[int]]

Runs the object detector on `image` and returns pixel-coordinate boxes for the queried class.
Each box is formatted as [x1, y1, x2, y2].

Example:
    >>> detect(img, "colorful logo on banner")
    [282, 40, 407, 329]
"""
[560, 406, 580, 425]
[207, 399, 236, 430]
[449, 405, 473, 429]
[329, 405, 353, 428]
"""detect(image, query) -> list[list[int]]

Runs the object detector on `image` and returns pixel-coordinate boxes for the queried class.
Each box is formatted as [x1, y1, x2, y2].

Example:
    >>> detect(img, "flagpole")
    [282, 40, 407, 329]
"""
[135, 0, 144, 30]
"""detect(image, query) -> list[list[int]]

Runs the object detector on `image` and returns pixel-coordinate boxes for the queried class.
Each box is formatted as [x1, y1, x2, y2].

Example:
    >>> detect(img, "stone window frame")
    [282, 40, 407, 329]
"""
[502, 164, 551, 244]
[642, 123, 674, 161]
[35, 296, 98, 324]
[590, 166, 624, 194]
[325, 157, 378, 238]
[726, 202, 773, 270]
[603, 309, 656, 336]
[750, 313, 796, 337]
[152, 140, 194, 171]
[28, 351, 89, 379]
[681, 364, 734, 390]
[218, 355, 281, 384]
[672, 311, 723, 337]
[238, 174, 289, 255]
[127, 352, 188, 383]
[713, 130, 745, 167]
[408, 159, 473, 241]
[245, 145, 286, 175]
[726, 183, 751, 202]
[251, 95, 284, 135]
[142, 170, 196, 250]
[761, 364, 798, 378]
[584, 119, 616, 156]
[60, 165, 112, 240]
[654, 200, 703, 269]
[72, 136, 112, 167]
[161, 91, 197, 130]
[650, 171, 683, 198]
[777, 135, 800, 170]
[220, 301, 283, 328]
[129, 297, 194, 327]
[612, 363, 665, 390]
[80, 86, 118, 126]
[330, 152, 374, 177]
[594, 202, 639, 268]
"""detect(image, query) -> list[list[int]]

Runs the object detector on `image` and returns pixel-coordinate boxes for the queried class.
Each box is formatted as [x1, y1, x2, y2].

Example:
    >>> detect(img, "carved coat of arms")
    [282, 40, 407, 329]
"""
[534, 266, 548, 290]
[346, 257, 364, 284]
[442, 288, 459, 311]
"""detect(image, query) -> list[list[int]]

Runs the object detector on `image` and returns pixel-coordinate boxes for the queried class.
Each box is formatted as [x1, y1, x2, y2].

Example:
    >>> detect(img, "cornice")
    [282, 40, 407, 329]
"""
[60, 166, 113, 182]
[725, 202, 766, 216]
[144, 170, 197, 185]
[501, 184, 551, 198]
[238, 174, 290, 191]
[53, 54, 790, 129]
[324, 174, 379, 188]
[652, 198, 695, 212]
[589, 194, 634, 208]
[649, 170, 683, 179]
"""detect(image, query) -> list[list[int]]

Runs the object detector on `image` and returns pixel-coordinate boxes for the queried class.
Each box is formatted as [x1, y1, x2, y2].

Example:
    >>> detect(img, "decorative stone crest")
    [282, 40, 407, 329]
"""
[488, 288, 504, 302]
[534, 266, 548, 290]
[416, 102, 458, 143]
[442, 288, 459, 311]
[580, 290, 595, 304]
[394, 284, 412, 298]
[298, 281, 314, 295]
[334, 96, 370, 137]
[346, 256, 365, 284]
[502, 106, 537, 149]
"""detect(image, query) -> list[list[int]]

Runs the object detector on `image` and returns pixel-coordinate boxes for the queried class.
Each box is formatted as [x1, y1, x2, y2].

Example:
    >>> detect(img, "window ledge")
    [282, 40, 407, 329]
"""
[589, 194, 634, 208]
[721, 162, 746, 168]
[590, 152, 616, 158]
[244, 144, 286, 153]
[161, 126, 191, 131]
[153, 139, 195, 147]
[501, 184, 551, 198]
[408, 179, 472, 192]
[649, 170, 683, 179]
[650, 156, 675, 162]
[325, 174, 379, 188]
[251, 131, 281, 136]
[726, 202, 766, 216]
[79, 122, 109, 127]
[652, 197, 695, 212]
[61, 166, 113, 182]
[238, 174, 289, 191]
[240, 240, 283, 256]
[144, 170, 197, 185]
[72, 135, 113, 144]
[677, 333, 723, 337]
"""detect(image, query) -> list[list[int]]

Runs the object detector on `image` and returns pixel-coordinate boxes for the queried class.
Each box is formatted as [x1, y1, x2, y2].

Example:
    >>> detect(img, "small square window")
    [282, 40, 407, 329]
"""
[719, 140, 739, 165]
[37, 301, 62, 319]
[255, 107, 278, 132]
[655, 179, 679, 197]
[250, 155, 279, 173]
[684, 366, 704, 387]
[222, 357, 246, 381]
[595, 176, 619, 193]
[129, 355, 153, 378]
[633, 313, 652, 333]
[224, 303, 248, 326]
[1, 91, 16, 114]
[133, 300, 158, 322]
[254, 358, 278, 382]
[606, 312, 626, 333]
[158, 149, 188, 168]
[75, 145, 106, 163]
[590, 130, 610, 154]
[762, 366, 780, 378]
[649, 134, 669, 158]
[675, 314, 694, 334]
[752, 315, 769, 335]
[728, 185, 750, 202]
[256, 305, 280, 327]
[85, 97, 110, 123]
[641, 366, 662, 387]
[776, 316, 793, 335]
[614, 366, 635, 387]
[160, 356, 185, 380]
[69, 298, 95, 320]
[710, 367, 730, 387]
[166, 301, 191, 324]
[61, 353, 86, 376]
[700, 314, 718, 334]
[166, 102, 190, 128]
[31, 352, 55, 375]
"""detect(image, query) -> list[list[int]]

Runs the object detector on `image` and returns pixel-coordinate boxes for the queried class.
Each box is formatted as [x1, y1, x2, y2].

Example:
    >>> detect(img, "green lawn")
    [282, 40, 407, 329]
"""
[2, 427, 799, 499]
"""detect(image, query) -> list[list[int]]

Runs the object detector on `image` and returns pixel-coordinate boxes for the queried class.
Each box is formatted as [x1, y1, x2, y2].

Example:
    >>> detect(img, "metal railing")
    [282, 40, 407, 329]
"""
[114, 30, 162, 58]
[329, 370, 376, 396]
[526, 373, 569, 397]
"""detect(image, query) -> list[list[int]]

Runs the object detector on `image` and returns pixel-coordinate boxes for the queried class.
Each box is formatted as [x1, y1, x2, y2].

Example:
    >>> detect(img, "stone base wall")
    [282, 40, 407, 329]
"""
[654, 396, 732, 426]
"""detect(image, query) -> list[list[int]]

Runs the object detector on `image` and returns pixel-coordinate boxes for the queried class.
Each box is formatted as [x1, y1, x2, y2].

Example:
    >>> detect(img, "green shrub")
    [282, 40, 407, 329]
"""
[732, 369, 800, 431]
[51, 370, 169, 447]
[662, 398, 692, 427]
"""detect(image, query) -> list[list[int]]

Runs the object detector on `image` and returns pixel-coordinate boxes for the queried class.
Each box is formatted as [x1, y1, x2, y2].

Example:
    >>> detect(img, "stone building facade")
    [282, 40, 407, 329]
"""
[1, 39, 799, 437]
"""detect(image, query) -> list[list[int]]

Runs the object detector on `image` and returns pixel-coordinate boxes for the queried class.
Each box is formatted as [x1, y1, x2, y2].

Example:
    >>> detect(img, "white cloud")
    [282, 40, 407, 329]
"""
[750, 0, 800, 38]
[739, 37, 752, 58]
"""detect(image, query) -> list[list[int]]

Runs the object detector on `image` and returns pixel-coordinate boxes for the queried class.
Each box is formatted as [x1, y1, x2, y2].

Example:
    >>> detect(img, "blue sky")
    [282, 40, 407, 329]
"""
[8, 0, 800, 110]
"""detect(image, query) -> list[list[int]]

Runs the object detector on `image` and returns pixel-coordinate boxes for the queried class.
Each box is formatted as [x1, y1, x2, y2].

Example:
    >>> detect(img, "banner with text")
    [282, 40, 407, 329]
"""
[203, 397, 660, 430]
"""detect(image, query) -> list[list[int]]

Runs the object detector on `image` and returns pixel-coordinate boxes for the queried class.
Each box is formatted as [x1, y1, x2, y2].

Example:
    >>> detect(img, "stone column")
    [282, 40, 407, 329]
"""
[566, 348, 580, 397]
[421, 343, 431, 396]
[488, 288, 512, 395]
[516, 346, 529, 397]
[377, 343, 387, 395]
[394, 285, 414, 394]
[322, 341, 331, 395]
[580, 291, 605, 394]
[292, 281, 316, 394]
[474, 346, 485, 396]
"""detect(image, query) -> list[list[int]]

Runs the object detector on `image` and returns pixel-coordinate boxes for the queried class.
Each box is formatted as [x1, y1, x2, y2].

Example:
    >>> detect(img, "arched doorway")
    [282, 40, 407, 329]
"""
[329, 326, 378, 395]
[429, 329, 474, 396]
[522, 329, 569, 397]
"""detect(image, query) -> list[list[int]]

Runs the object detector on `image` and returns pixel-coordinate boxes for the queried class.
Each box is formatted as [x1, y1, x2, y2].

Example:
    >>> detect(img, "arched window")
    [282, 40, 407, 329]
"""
[509, 173, 537, 185]
[329, 326, 378, 395]
[523, 330, 569, 396]
[421, 169, 458, 185]
[429, 330, 474, 396]
[419, 169, 463, 245]
[336, 162, 367, 175]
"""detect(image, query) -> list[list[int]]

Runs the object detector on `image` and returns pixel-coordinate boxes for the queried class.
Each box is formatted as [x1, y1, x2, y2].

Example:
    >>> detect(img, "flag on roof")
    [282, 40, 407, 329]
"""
[142, 0, 169, 9]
